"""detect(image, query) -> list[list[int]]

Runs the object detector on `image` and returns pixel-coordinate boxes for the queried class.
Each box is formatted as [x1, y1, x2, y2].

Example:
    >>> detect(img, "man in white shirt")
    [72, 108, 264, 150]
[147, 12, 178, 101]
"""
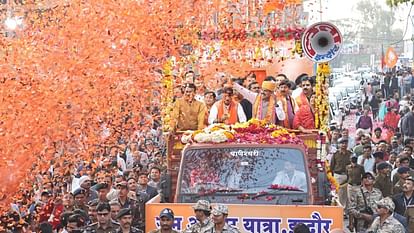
[272, 161, 307, 191]
[357, 145, 375, 173]
[208, 87, 247, 125]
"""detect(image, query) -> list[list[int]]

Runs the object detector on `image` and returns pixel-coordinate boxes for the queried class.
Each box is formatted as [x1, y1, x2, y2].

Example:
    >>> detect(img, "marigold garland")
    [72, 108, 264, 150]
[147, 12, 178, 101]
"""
[181, 118, 304, 146]
[161, 59, 174, 132]
[314, 63, 330, 131]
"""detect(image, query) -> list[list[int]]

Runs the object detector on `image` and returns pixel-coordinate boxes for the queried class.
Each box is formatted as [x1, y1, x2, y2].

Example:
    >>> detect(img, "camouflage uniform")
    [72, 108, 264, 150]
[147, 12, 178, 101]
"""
[209, 223, 241, 233]
[348, 186, 383, 232]
[368, 215, 406, 233]
[367, 197, 405, 233]
[183, 218, 214, 233]
[208, 204, 241, 233]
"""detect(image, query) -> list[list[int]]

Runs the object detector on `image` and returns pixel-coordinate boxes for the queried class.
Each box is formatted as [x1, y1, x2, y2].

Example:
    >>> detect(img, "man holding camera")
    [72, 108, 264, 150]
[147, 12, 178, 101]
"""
[349, 172, 383, 233]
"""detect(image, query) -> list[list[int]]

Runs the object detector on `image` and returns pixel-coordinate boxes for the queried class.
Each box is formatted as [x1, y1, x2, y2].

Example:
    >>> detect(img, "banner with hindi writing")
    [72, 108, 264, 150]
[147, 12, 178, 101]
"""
[145, 202, 343, 233]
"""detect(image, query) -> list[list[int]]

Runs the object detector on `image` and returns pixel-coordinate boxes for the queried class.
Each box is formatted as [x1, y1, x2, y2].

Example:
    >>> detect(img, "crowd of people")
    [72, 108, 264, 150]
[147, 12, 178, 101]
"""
[0, 70, 324, 233]
[2, 67, 413, 232]
[328, 68, 414, 232]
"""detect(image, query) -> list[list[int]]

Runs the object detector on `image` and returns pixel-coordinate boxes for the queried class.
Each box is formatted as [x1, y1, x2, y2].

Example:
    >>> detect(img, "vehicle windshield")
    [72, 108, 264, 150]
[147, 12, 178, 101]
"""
[179, 146, 309, 195]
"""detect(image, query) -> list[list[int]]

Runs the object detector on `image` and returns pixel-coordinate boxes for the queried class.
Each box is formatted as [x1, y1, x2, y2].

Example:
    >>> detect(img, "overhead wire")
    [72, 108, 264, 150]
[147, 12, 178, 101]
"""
[389, 4, 413, 45]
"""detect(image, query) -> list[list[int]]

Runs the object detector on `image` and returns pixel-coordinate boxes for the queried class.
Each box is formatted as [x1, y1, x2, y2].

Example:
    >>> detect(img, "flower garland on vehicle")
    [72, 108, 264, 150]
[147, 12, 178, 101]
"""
[198, 27, 305, 41]
[181, 119, 304, 146]
[161, 59, 175, 132]
[314, 63, 330, 132]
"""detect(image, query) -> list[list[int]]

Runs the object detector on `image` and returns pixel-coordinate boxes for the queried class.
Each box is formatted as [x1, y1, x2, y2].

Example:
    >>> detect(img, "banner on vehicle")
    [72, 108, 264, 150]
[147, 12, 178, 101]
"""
[146, 202, 344, 233]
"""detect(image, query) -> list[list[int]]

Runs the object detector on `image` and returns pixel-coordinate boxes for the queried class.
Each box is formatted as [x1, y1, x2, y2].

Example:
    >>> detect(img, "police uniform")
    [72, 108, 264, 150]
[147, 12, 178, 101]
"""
[374, 163, 393, 197]
[83, 221, 119, 233]
[393, 179, 405, 195]
[149, 229, 180, 233]
[367, 197, 405, 233]
[114, 208, 144, 233]
[349, 185, 383, 232]
[330, 139, 352, 208]
[149, 208, 180, 233]
[115, 181, 143, 229]
[183, 200, 214, 233]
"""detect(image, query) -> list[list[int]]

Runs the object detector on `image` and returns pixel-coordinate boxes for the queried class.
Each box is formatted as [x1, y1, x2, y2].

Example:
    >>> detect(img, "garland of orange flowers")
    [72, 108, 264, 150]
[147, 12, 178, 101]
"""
[314, 63, 330, 131]
[161, 59, 174, 132]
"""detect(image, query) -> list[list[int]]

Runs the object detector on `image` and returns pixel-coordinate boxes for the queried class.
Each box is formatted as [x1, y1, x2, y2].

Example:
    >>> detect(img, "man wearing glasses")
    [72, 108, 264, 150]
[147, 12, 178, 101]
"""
[349, 172, 383, 233]
[84, 202, 119, 233]
[367, 197, 405, 233]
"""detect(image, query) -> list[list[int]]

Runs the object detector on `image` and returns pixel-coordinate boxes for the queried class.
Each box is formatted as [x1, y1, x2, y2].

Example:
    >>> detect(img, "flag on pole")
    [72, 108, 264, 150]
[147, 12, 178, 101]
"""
[381, 44, 385, 71]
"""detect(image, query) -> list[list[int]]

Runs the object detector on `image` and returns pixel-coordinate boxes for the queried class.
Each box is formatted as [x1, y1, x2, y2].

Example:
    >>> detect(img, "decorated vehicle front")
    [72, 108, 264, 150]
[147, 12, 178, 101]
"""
[176, 144, 312, 205]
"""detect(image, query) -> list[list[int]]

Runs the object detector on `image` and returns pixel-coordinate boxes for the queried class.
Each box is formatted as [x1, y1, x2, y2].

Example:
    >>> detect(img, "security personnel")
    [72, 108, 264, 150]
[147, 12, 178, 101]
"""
[114, 208, 143, 233]
[183, 200, 214, 233]
[149, 208, 180, 233]
[393, 167, 411, 195]
[210, 204, 240, 233]
[346, 154, 365, 231]
[349, 172, 383, 232]
[367, 197, 405, 233]
[330, 138, 352, 209]
[83, 202, 119, 233]
[73, 188, 89, 214]
[374, 162, 393, 197]
[114, 181, 143, 229]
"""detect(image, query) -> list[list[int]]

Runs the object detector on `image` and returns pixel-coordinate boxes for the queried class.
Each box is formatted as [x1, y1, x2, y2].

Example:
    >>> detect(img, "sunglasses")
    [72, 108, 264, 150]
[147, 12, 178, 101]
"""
[97, 212, 109, 216]
[377, 205, 386, 209]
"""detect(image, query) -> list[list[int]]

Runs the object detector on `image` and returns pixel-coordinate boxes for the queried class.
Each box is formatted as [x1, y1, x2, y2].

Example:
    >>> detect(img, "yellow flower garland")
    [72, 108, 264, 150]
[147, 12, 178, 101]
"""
[161, 59, 174, 132]
[315, 63, 330, 132]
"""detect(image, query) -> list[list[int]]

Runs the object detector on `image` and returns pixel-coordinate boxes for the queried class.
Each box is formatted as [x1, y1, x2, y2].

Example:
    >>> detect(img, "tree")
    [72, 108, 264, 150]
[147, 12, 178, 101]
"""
[386, 0, 414, 7]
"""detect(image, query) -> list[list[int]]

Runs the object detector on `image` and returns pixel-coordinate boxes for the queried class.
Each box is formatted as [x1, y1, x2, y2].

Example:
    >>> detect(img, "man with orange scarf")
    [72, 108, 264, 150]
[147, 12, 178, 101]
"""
[208, 87, 247, 124]
[293, 93, 316, 131]
[276, 79, 299, 128]
[233, 81, 285, 124]
[294, 76, 314, 108]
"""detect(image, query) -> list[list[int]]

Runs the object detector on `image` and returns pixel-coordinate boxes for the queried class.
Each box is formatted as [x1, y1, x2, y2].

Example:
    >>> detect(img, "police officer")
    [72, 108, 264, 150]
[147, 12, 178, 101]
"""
[114, 181, 143, 229]
[210, 204, 240, 233]
[374, 162, 393, 197]
[87, 199, 99, 224]
[330, 137, 352, 209]
[349, 172, 383, 233]
[346, 154, 365, 231]
[183, 200, 214, 233]
[367, 197, 405, 233]
[73, 188, 89, 213]
[113, 208, 143, 233]
[149, 208, 180, 233]
[84, 202, 119, 233]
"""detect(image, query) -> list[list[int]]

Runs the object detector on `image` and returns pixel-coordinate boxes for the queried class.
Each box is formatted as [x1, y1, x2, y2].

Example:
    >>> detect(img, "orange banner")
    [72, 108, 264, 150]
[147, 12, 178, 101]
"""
[146, 202, 343, 232]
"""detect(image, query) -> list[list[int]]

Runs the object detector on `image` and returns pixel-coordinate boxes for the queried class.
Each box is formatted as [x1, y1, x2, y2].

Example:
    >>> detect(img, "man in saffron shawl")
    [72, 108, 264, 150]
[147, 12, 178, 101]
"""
[208, 87, 247, 125]
[294, 76, 314, 108]
[276, 79, 298, 128]
[233, 81, 285, 124]
[293, 93, 316, 131]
